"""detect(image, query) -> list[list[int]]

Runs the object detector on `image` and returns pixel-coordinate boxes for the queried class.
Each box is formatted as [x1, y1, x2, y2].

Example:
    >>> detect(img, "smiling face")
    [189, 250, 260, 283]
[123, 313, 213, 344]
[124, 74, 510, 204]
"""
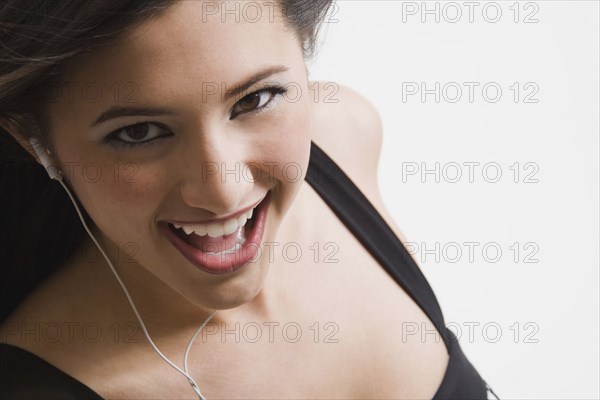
[42, 1, 314, 311]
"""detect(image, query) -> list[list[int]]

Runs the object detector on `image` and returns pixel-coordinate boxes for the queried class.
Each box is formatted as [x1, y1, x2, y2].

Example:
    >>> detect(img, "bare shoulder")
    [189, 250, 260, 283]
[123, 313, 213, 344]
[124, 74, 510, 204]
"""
[309, 80, 382, 186]
[309, 80, 409, 243]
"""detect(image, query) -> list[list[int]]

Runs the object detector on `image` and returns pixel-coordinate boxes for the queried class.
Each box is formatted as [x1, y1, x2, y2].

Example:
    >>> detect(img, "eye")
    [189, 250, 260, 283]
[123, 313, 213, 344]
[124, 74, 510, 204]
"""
[230, 85, 288, 119]
[104, 122, 172, 149]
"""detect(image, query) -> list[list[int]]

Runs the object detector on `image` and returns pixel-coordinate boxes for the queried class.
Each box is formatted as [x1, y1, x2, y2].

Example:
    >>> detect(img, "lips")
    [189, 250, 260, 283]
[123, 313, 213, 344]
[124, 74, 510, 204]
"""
[158, 191, 271, 274]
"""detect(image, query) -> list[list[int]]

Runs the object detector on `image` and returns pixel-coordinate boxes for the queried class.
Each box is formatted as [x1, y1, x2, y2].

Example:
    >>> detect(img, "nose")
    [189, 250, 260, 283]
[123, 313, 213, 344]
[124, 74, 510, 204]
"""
[177, 134, 253, 216]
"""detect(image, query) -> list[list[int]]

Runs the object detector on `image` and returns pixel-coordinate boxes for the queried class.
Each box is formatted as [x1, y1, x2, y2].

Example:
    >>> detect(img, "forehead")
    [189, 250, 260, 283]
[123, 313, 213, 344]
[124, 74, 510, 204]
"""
[61, 1, 300, 97]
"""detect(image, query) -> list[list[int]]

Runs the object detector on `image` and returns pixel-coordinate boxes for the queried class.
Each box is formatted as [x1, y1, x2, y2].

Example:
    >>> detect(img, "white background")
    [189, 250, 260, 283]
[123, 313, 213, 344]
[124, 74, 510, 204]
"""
[308, 1, 599, 398]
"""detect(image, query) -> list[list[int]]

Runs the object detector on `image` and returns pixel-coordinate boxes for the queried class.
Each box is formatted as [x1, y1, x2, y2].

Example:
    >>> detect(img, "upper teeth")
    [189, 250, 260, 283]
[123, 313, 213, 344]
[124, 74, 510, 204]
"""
[172, 208, 254, 238]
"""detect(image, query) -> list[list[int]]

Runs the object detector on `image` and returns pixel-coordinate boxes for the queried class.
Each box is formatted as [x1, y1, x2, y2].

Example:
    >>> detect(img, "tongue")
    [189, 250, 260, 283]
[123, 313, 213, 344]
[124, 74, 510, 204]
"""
[183, 225, 247, 253]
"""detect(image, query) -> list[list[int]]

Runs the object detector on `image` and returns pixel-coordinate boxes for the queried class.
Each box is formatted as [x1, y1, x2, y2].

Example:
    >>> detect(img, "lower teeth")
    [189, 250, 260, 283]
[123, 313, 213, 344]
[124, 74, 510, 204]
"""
[205, 242, 242, 255]
[204, 225, 247, 255]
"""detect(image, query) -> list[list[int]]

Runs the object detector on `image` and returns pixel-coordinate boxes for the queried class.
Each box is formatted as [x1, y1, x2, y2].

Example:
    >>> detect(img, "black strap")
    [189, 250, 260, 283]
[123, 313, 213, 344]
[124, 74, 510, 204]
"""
[0, 343, 104, 399]
[305, 141, 450, 351]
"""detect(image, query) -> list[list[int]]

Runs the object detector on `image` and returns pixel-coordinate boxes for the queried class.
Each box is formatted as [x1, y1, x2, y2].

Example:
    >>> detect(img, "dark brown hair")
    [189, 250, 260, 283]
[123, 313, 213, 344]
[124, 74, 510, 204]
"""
[0, 0, 334, 322]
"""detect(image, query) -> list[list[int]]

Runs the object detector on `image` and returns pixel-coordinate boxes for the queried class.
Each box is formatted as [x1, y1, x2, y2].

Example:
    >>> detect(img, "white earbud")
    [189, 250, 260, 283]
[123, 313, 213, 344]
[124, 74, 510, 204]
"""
[29, 137, 62, 180]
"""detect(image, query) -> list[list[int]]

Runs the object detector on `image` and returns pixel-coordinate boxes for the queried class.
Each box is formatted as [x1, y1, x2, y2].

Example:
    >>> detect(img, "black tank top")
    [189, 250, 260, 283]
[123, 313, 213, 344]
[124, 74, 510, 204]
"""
[0, 141, 500, 399]
[305, 141, 499, 399]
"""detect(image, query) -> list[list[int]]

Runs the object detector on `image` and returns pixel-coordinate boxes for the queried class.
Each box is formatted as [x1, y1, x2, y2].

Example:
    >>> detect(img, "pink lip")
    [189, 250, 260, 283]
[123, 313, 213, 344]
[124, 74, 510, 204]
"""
[158, 191, 271, 275]
[166, 197, 263, 226]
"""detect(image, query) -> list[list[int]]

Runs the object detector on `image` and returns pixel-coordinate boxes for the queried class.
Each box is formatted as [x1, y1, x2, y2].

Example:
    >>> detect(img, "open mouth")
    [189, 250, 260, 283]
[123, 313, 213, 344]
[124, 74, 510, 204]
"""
[159, 190, 271, 274]
[167, 209, 258, 255]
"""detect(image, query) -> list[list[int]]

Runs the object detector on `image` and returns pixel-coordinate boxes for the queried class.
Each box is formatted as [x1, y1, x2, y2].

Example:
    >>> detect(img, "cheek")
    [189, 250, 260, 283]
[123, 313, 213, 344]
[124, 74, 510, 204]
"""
[101, 168, 166, 212]
[256, 98, 312, 183]
[65, 160, 169, 236]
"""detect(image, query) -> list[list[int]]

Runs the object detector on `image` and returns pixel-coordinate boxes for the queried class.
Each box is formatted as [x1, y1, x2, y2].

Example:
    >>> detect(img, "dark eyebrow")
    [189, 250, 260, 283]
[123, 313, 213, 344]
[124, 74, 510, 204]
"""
[91, 65, 289, 127]
[91, 107, 177, 127]
[223, 65, 289, 101]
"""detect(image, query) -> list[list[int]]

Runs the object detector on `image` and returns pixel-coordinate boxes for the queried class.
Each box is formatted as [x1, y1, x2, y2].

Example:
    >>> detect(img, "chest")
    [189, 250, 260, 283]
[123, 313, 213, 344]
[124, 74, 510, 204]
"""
[90, 296, 448, 400]
[88, 183, 449, 399]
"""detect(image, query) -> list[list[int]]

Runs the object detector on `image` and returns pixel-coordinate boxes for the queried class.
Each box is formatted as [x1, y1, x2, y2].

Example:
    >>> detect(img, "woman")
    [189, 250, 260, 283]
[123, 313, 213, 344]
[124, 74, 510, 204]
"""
[0, 1, 498, 398]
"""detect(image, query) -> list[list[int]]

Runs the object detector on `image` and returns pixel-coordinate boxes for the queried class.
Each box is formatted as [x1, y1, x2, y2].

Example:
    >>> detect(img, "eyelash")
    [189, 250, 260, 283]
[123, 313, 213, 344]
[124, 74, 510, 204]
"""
[103, 84, 289, 149]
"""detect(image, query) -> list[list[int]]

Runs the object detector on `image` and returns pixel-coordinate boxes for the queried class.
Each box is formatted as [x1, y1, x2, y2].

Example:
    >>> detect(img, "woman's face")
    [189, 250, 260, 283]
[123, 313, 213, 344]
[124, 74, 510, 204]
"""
[44, 1, 313, 311]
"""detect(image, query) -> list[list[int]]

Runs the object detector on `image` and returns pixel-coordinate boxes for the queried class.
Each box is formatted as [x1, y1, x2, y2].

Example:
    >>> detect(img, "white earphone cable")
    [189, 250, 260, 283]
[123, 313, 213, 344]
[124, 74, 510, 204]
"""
[55, 175, 215, 400]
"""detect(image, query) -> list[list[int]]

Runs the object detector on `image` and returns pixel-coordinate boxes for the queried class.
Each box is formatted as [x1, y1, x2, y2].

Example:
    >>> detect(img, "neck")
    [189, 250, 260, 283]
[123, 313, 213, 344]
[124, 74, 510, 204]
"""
[67, 230, 287, 344]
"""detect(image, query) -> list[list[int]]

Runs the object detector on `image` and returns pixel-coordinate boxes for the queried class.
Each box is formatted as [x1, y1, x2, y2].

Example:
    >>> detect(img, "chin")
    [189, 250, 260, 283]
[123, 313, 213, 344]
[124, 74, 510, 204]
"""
[177, 267, 268, 311]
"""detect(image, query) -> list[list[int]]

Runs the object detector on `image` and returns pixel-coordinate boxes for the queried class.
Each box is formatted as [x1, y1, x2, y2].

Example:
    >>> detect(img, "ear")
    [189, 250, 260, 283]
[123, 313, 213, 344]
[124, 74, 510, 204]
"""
[0, 117, 43, 165]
